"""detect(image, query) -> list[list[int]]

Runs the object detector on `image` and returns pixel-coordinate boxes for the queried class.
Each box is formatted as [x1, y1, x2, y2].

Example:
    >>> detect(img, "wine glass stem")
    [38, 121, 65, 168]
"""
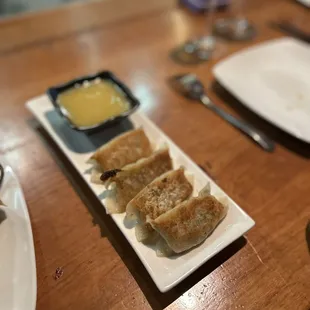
[205, 0, 218, 37]
[233, 0, 245, 20]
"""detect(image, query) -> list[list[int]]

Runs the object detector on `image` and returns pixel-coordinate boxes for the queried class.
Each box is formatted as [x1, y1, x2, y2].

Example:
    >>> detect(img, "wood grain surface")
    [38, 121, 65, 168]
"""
[1, 0, 310, 309]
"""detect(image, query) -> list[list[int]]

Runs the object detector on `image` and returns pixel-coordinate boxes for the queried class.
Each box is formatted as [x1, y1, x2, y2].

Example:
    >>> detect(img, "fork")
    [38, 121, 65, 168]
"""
[270, 21, 310, 43]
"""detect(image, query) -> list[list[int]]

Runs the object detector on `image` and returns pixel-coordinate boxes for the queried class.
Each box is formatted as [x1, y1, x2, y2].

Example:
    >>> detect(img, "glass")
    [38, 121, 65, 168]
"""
[213, 0, 256, 41]
[170, 0, 220, 65]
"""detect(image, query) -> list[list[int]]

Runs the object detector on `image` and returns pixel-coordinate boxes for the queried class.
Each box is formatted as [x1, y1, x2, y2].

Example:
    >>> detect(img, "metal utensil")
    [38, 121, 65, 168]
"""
[269, 21, 310, 44]
[168, 73, 275, 152]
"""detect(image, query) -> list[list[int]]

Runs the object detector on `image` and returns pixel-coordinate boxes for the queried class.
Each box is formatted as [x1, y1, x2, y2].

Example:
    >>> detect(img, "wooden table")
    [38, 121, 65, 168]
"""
[1, 0, 310, 309]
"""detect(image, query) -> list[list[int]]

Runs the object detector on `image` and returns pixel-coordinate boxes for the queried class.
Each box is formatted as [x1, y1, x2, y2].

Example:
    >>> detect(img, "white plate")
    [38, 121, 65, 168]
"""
[213, 38, 310, 143]
[297, 0, 310, 7]
[0, 164, 37, 310]
[26, 95, 254, 292]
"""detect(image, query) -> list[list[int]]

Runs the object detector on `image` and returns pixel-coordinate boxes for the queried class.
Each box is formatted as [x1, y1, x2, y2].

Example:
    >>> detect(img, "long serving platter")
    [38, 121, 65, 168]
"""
[26, 95, 255, 292]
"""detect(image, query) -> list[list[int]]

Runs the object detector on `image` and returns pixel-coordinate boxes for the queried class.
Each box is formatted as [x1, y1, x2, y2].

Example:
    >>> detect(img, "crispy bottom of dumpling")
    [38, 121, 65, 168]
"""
[90, 128, 152, 171]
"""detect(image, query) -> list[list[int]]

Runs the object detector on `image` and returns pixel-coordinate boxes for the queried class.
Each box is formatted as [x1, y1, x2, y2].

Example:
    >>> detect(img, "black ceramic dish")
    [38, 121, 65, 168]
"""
[47, 71, 140, 133]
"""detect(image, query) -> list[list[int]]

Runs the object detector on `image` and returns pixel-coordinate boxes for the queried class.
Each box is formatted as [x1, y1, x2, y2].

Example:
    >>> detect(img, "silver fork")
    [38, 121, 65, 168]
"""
[168, 73, 275, 152]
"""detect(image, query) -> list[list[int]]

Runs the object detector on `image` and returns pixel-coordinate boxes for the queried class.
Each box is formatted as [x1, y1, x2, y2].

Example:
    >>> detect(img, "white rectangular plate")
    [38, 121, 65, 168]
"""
[26, 95, 254, 292]
[0, 163, 37, 310]
[213, 38, 310, 143]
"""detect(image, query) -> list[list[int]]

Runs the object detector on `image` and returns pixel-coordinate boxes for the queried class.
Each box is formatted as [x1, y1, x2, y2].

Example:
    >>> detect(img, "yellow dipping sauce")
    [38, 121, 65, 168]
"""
[58, 79, 130, 127]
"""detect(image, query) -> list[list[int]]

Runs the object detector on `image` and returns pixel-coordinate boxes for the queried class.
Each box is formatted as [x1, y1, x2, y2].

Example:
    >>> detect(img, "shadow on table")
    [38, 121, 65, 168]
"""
[306, 221, 310, 254]
[29, 119, 247, 310]
[44, 110, 134, 153]
[212, 81, 310, 158]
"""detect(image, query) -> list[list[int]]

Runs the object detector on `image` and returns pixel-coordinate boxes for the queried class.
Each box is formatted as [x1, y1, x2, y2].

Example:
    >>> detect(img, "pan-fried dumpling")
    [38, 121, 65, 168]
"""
[126, 168, 193, 242]
[102, 148, 172, 213]
[149, 188, 227, 254]
[89, 128, 152, 183]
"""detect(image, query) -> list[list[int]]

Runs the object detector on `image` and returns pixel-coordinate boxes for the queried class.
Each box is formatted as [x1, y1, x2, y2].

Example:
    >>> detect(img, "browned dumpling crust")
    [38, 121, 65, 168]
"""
[150, 194, 227, 253]
[91, 128, 152, 171]
[104, 148, 173, 213]
[126, 168, 193, 242]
